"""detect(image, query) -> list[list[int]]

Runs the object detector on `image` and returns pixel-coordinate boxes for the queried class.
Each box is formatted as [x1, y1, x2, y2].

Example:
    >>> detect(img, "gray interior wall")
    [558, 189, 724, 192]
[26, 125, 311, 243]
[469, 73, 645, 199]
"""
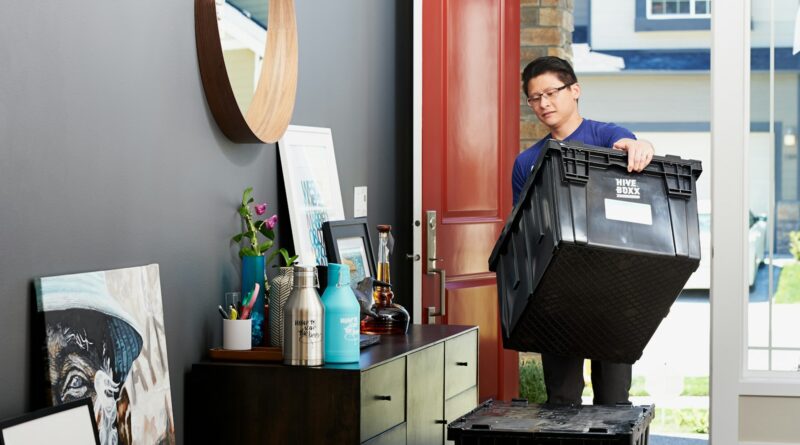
[0, 0, 412, 442]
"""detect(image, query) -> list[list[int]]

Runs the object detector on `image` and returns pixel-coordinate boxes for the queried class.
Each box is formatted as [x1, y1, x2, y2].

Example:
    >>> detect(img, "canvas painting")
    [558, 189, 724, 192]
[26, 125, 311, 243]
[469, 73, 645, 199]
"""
[35, 264, 175, 445]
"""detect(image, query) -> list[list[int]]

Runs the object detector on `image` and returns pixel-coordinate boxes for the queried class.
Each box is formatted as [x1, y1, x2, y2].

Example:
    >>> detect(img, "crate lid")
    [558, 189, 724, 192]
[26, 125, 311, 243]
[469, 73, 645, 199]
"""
[488, 139, 702, 271]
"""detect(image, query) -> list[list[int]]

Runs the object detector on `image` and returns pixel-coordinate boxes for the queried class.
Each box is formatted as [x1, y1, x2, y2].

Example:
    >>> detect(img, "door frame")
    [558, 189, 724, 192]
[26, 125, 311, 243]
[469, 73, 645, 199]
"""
[412, 0, 423, 324]
[712, 1, 800, 443]
[709, 0, 748, 440]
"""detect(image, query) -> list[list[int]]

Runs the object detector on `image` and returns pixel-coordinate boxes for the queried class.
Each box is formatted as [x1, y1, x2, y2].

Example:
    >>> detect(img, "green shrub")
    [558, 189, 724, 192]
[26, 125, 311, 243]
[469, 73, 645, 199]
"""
[630, 376, 649, 397]
[519, 358, 547, 403]
[790, 231, 800, 261]
[775, 262, 800, 304]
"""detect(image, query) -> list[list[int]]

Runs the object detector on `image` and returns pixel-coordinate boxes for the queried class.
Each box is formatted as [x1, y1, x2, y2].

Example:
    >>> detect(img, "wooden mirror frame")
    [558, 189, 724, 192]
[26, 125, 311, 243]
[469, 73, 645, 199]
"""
[195, 0, 298, 143]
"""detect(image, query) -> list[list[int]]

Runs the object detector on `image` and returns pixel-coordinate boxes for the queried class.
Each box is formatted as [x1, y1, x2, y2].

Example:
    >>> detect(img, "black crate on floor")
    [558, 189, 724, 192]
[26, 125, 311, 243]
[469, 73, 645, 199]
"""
[447, 399, 654, 445]
[489, 140, 702, 363]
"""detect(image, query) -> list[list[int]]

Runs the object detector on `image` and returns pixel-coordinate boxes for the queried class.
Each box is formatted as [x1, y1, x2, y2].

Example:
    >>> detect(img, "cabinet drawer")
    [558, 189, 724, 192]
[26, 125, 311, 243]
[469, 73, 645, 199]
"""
[362, 422, 406, 445]
[444, 330, 478, 399]
[361, 357, 406, 442]
[445, 386, 478, 445]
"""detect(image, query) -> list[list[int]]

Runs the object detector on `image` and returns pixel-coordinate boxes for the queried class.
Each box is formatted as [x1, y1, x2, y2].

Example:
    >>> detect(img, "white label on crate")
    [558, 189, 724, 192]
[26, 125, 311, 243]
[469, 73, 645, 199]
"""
[604, 199, 653, 225]
[615, 178, 641, 199]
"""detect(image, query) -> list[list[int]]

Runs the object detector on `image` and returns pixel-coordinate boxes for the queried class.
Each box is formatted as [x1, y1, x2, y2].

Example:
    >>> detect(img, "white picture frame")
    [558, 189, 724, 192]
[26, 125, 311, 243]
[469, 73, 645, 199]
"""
[278, 125, 345, 265]
[0, 399, 100, 445]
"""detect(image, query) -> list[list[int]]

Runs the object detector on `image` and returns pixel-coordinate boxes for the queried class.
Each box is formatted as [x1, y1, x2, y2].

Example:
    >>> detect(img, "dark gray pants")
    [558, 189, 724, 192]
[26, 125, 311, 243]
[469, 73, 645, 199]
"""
[541, 353, 632, 405]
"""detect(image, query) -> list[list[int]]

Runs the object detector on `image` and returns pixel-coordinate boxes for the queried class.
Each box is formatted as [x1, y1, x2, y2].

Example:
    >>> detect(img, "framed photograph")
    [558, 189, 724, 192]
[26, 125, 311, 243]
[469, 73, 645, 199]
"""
[322, 218, 376, 289]
[0, 398, 100, 445]
[278, 126, 346, 265]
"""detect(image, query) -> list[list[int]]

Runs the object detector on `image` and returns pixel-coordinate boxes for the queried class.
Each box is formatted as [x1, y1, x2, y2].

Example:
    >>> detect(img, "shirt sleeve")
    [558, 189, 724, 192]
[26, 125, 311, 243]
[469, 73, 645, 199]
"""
[601, 122, 636, 147]
[511, 157, 526, 206]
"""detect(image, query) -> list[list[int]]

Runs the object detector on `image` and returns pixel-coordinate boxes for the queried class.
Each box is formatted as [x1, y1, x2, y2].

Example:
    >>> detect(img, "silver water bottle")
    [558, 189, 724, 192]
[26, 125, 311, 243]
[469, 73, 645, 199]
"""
[283, 265, 325, 366]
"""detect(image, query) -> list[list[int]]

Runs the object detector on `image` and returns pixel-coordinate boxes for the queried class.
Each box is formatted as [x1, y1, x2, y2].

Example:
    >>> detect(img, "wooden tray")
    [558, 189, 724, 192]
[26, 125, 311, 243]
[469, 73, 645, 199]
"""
[208, 346, 283, 362]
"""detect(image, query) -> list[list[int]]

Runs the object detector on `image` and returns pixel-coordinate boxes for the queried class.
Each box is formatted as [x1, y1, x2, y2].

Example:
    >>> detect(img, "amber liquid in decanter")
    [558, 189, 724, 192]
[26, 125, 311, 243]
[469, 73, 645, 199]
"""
[360, 225, 410, 335]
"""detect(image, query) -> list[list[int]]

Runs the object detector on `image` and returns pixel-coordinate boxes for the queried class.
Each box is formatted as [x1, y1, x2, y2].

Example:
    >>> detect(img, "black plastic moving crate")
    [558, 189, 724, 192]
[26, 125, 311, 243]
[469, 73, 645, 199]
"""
[448, 399, 654, 445]
[489, 140, 702, 364]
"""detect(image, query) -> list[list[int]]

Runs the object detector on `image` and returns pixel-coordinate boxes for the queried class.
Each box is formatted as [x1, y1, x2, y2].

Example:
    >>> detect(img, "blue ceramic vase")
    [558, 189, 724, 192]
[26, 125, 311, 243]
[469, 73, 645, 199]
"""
[242, 254, 266, 346]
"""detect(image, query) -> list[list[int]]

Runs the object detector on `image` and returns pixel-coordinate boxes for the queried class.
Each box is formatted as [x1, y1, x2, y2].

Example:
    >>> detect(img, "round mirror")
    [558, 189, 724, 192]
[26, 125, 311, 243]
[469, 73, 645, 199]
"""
[196, 0, 297, 143]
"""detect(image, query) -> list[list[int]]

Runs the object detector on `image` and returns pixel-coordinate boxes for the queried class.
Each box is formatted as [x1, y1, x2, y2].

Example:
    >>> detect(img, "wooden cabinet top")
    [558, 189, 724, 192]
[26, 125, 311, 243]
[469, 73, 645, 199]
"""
[193, 324, 477, 372]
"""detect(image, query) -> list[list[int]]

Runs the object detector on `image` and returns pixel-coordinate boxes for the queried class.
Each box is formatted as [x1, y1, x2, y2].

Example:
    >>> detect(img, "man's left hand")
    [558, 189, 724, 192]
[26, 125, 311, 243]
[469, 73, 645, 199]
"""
[613, 138, 655, 173]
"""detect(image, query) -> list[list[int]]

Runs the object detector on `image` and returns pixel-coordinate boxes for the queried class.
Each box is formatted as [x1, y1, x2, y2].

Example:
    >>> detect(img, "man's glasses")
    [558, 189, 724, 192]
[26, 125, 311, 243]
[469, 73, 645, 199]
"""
[526, 82, 575, 106]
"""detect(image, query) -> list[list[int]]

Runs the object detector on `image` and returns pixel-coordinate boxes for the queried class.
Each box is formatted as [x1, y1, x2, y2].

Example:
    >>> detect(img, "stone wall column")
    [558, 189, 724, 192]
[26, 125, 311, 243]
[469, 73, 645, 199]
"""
[520, 0, 574, 151]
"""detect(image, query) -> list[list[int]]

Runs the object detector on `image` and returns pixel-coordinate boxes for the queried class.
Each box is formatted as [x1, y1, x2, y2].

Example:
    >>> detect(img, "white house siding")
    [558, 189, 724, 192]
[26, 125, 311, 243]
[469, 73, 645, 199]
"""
[751, 0, 797, 48]
[578, 72, 798, 202]
[578, 72, 797, 134]
[590, 1, 709, 50]
[589, 0, 795, 50]
[578, 73, 710, 121]
[221, 48, 256, 116]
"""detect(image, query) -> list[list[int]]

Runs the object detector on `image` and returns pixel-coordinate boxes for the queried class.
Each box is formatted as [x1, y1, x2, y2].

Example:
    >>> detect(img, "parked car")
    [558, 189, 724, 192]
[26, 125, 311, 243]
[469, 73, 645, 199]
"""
[683, 200, 768, 290]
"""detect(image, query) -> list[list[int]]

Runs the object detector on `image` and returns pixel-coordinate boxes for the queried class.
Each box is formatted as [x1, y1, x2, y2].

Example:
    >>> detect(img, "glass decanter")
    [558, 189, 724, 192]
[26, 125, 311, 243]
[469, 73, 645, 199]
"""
[360, 225, 410, 335]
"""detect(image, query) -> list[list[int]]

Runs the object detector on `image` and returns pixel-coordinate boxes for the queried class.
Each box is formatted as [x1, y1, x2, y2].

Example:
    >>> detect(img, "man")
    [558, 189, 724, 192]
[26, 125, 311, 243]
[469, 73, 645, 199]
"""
[513, 56, 655, 406]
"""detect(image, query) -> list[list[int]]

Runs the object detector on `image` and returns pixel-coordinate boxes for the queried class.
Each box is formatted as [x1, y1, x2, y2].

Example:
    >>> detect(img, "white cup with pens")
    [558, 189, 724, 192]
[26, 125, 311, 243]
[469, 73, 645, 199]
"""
[219, 285, 260, 350]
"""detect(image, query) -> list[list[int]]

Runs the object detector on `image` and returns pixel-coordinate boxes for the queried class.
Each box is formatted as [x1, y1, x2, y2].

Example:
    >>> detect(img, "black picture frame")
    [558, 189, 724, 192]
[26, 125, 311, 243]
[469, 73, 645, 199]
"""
[0, 398, 100, 445]
[322, 218, 376, 286]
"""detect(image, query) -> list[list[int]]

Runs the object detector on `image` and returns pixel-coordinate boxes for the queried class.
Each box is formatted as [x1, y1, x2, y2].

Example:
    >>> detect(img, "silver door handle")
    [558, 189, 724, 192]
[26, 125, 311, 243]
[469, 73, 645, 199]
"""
[426, 210, 446, 324]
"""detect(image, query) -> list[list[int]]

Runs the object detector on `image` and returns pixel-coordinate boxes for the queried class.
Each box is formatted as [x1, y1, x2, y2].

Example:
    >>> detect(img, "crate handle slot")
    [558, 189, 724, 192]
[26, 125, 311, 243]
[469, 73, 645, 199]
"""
[588, 427, 609, 433]
[470, 424, 491, 430]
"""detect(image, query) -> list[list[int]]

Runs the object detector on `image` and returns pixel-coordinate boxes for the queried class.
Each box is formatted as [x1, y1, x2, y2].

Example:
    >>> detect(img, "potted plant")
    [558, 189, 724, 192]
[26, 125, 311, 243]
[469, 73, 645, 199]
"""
[233, 187, 297, 346]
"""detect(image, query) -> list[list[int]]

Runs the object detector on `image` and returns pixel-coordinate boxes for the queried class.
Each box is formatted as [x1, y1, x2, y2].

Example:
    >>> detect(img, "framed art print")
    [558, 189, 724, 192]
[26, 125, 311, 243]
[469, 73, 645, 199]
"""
[278, 126, 345, 265]
[322, 218, 376, 289]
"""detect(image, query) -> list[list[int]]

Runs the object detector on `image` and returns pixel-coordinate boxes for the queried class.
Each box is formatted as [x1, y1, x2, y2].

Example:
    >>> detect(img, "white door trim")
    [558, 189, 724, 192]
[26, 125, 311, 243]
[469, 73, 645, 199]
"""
[412, 0, 423, 324]
[710, 0, 750, 443]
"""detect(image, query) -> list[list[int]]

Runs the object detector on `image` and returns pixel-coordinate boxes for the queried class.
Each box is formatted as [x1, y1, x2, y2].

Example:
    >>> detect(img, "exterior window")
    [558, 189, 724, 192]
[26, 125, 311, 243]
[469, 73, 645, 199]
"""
[747, 2, 800, 373]
[648, 0, 711, 19]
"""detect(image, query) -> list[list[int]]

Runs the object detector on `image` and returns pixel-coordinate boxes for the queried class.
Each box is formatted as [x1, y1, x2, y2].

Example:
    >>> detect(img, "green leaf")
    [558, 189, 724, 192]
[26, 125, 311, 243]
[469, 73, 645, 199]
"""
[241, 247, 258, 257]
[232, 234, 244, 243]
[242, 187, 253, 206]
[257, 241, 273, 254]
[266, 250, 281, 266]
[238, 206, 249, 218]
[258, 224, 275, 240]
[280, 249, 298, 267]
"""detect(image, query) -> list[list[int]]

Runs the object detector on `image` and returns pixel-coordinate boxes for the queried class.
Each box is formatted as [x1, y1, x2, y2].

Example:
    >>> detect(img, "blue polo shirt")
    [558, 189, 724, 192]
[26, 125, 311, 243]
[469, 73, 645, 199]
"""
[512, 119, 636, 205]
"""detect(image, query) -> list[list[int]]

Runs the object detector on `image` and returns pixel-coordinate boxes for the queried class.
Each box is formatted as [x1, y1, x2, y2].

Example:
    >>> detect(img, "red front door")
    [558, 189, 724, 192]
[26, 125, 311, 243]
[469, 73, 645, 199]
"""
[421, 0, 520, 402]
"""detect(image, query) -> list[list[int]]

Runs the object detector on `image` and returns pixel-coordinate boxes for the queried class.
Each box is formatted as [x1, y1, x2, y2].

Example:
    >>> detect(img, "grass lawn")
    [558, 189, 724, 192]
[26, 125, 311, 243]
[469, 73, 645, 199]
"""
[681, 376, 709, 396]
[775, 262, 800, 304]
[518, 360, 709, 434]
[651, 408, 708, 434]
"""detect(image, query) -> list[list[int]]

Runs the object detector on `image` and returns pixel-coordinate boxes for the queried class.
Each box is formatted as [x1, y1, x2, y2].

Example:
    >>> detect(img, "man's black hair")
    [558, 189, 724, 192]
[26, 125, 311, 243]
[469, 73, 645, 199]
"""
[521, 56, 578, 97]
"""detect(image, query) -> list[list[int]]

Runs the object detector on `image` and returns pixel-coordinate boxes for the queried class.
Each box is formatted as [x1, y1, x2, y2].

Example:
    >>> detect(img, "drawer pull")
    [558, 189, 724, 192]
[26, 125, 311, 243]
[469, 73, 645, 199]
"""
[456, 361, 469, 366]
[435, 419, 448, 424]
[375, 395, 392, 401]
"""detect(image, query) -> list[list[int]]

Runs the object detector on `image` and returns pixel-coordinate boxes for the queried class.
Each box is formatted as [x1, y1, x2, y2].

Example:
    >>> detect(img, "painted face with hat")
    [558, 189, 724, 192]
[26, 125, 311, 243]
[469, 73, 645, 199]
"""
[38, 272, 143, 445]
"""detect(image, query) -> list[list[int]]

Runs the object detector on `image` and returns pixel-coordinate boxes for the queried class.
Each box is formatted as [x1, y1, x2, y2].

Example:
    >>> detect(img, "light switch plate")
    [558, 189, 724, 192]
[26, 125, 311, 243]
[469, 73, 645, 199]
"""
[354, 186, 368, 218]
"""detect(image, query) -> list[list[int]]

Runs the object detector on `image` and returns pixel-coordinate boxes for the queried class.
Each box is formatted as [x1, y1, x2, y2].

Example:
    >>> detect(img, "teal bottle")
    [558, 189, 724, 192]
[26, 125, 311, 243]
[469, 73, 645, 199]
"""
[322, 263, 361, 363]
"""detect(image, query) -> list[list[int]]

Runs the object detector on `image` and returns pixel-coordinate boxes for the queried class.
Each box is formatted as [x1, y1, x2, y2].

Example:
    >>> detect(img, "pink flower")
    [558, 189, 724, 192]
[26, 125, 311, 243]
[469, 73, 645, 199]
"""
[254, 203, 267, 215]
[267, 214, 278, 229]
